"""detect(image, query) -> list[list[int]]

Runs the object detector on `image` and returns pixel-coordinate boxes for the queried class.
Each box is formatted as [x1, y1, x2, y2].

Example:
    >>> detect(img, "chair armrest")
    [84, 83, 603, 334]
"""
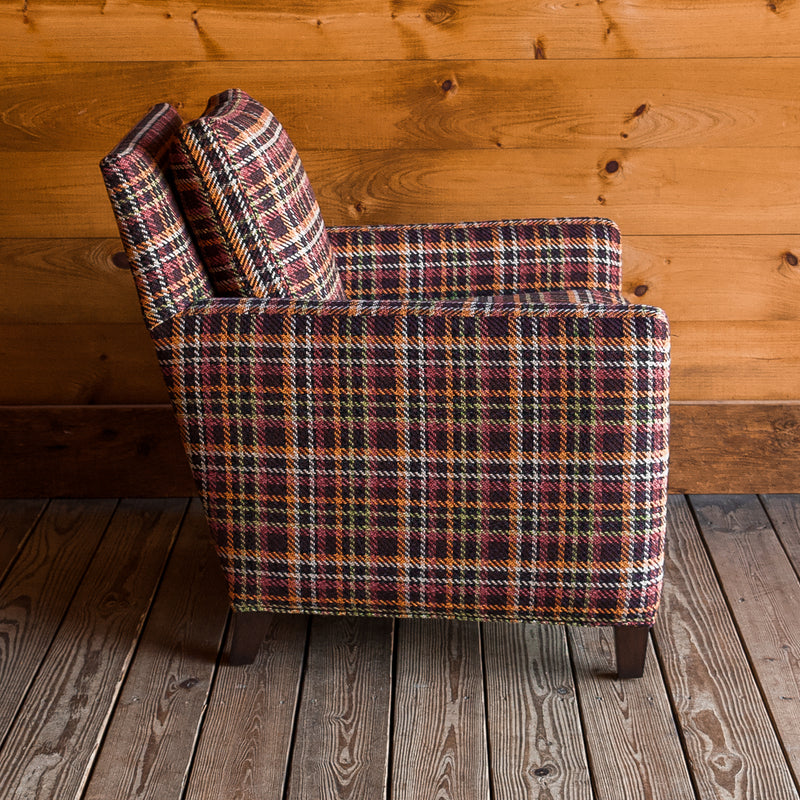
[153, 295, 668, 625]
[328, 218, 622, 300]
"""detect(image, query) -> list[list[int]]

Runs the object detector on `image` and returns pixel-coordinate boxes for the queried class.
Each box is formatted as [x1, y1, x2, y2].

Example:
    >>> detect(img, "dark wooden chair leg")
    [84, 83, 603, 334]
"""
[229, 611, 272, 665]
[614, 625, 651, 679]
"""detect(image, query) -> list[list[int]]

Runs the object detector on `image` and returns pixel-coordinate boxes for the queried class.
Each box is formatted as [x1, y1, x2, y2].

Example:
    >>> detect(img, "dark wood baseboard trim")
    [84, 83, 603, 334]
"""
[1, 405, 195, 497]
[2, 402, 798, 497]
[668, 402, 800, 493]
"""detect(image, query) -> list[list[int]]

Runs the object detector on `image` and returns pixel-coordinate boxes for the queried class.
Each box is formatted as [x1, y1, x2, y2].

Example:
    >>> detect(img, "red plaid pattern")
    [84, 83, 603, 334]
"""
[170, 89, 345, 301]
[330, 219, 622, 300]
[100, 104, 213, 328]
[153, 295, 669, 625]
[102, 100, 670, 631]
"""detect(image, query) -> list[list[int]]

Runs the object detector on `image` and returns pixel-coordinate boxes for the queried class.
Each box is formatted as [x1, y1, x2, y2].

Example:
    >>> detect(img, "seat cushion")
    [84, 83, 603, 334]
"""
[170, 89, 345, 301]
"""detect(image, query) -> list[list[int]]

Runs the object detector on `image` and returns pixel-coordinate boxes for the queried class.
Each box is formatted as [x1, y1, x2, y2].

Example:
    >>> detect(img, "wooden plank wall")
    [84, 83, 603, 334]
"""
[1, 0, 799, 495]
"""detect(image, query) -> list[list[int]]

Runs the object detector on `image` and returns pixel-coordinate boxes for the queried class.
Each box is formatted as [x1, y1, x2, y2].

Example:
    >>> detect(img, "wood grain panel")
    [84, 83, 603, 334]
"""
[669, 403, 800, 494]
[0, 406, 195, 498]
[568, 626, 695, 800]
[655, 495, 799, 800]
[670, 321, 800, 401]
[0, 499, 116, 739]
[84, 500, 229, 800]
[690, 495, 800, 783]
[3, 0, 800, 61]
[392, 619, 489, 800]
[2, 320, 796, 404]
[0, 498, 184, 800]
[0, 238, 141, 324]
[482, 622, 591, 800]
[287, 616, 393, 800]
[622, 235, 800, 321]
[5, 235, 800, 325]
[185, 614, 309, 800]
[6, 148, 800, 239]
[5, 60, 800, 153]
[0, 323, 167, 405]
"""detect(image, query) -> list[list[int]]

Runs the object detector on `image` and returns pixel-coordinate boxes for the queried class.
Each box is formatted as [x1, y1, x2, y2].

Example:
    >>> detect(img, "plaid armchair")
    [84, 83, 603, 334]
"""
[101, 90, 669, 678]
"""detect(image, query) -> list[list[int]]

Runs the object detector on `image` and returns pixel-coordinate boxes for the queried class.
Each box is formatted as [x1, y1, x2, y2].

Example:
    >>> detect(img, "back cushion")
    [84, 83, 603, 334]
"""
[170, 89, 345, 300]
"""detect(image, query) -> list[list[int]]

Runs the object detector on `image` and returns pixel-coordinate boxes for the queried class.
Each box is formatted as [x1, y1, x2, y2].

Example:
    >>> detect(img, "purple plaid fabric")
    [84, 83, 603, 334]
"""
[330, 219, 622, 300]
[170, 89, 345, 301]
[153, 295, 669, 625]
[102, 100, 670, 630]
[100, 104, 213, 329]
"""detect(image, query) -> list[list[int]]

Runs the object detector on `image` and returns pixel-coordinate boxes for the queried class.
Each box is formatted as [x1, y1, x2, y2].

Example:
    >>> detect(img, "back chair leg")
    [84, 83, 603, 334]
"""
[229, 611, 272, 665]
[614, 625, 651, 679]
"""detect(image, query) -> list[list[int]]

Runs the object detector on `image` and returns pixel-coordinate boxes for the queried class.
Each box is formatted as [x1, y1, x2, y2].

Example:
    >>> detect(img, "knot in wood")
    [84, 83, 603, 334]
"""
[634, 284, 648, 297]
[111, 251, 130, 270]
[425, 3, 455, 24]
[605, 160, 620, 174]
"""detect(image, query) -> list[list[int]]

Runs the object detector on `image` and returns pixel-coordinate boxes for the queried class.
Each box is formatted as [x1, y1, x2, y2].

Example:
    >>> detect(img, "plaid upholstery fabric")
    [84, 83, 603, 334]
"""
[170, 89, 345, 301]
[102, 100, 669, 633]
[330, 219, 622, 301]
[100, 104, 213, 329]
[153, 295, 669, 626]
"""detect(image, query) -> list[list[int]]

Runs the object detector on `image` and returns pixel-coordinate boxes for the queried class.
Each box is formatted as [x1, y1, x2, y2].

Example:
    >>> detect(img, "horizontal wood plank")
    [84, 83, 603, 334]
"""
[0, 323, 167, 405]
[2, 1, 800, 61]
[621, 235, 800, 321]
[5, 60, 800, 153]
[0, 238, 141, 324]
[690, 495, 800, 785]
[669, 403, 800, 494]
[655, 495, 799, 800]
[5, 148, 800, 239]
[1, 320, 797, 404]
[0, 498, 185, 800]
[4, 234, 800, 325]
[2, 401, 799, 498]
[669, 322, 800, 401]
[0, 406, 195, 498]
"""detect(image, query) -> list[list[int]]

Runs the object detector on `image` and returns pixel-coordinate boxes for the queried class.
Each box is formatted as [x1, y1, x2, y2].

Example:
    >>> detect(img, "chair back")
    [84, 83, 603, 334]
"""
[100, 104, 213, 330]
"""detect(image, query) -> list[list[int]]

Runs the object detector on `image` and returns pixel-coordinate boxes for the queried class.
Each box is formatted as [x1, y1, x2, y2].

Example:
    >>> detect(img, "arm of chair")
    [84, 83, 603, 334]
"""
[153, 295, 668, 625]
[328, 218, 622, 300]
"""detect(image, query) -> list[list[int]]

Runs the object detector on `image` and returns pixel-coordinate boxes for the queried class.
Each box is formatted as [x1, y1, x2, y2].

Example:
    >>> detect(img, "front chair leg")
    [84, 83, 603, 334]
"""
[229, 611, 272, 665]
[614, 625, 651, 679]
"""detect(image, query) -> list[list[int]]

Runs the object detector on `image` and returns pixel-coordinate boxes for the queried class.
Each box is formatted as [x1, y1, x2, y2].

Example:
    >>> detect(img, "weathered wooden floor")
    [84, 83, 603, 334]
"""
[1, 494, 799, 800]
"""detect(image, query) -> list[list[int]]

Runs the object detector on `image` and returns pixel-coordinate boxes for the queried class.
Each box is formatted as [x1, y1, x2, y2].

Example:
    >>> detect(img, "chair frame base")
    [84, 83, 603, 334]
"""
[230, 611, 652, 679]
